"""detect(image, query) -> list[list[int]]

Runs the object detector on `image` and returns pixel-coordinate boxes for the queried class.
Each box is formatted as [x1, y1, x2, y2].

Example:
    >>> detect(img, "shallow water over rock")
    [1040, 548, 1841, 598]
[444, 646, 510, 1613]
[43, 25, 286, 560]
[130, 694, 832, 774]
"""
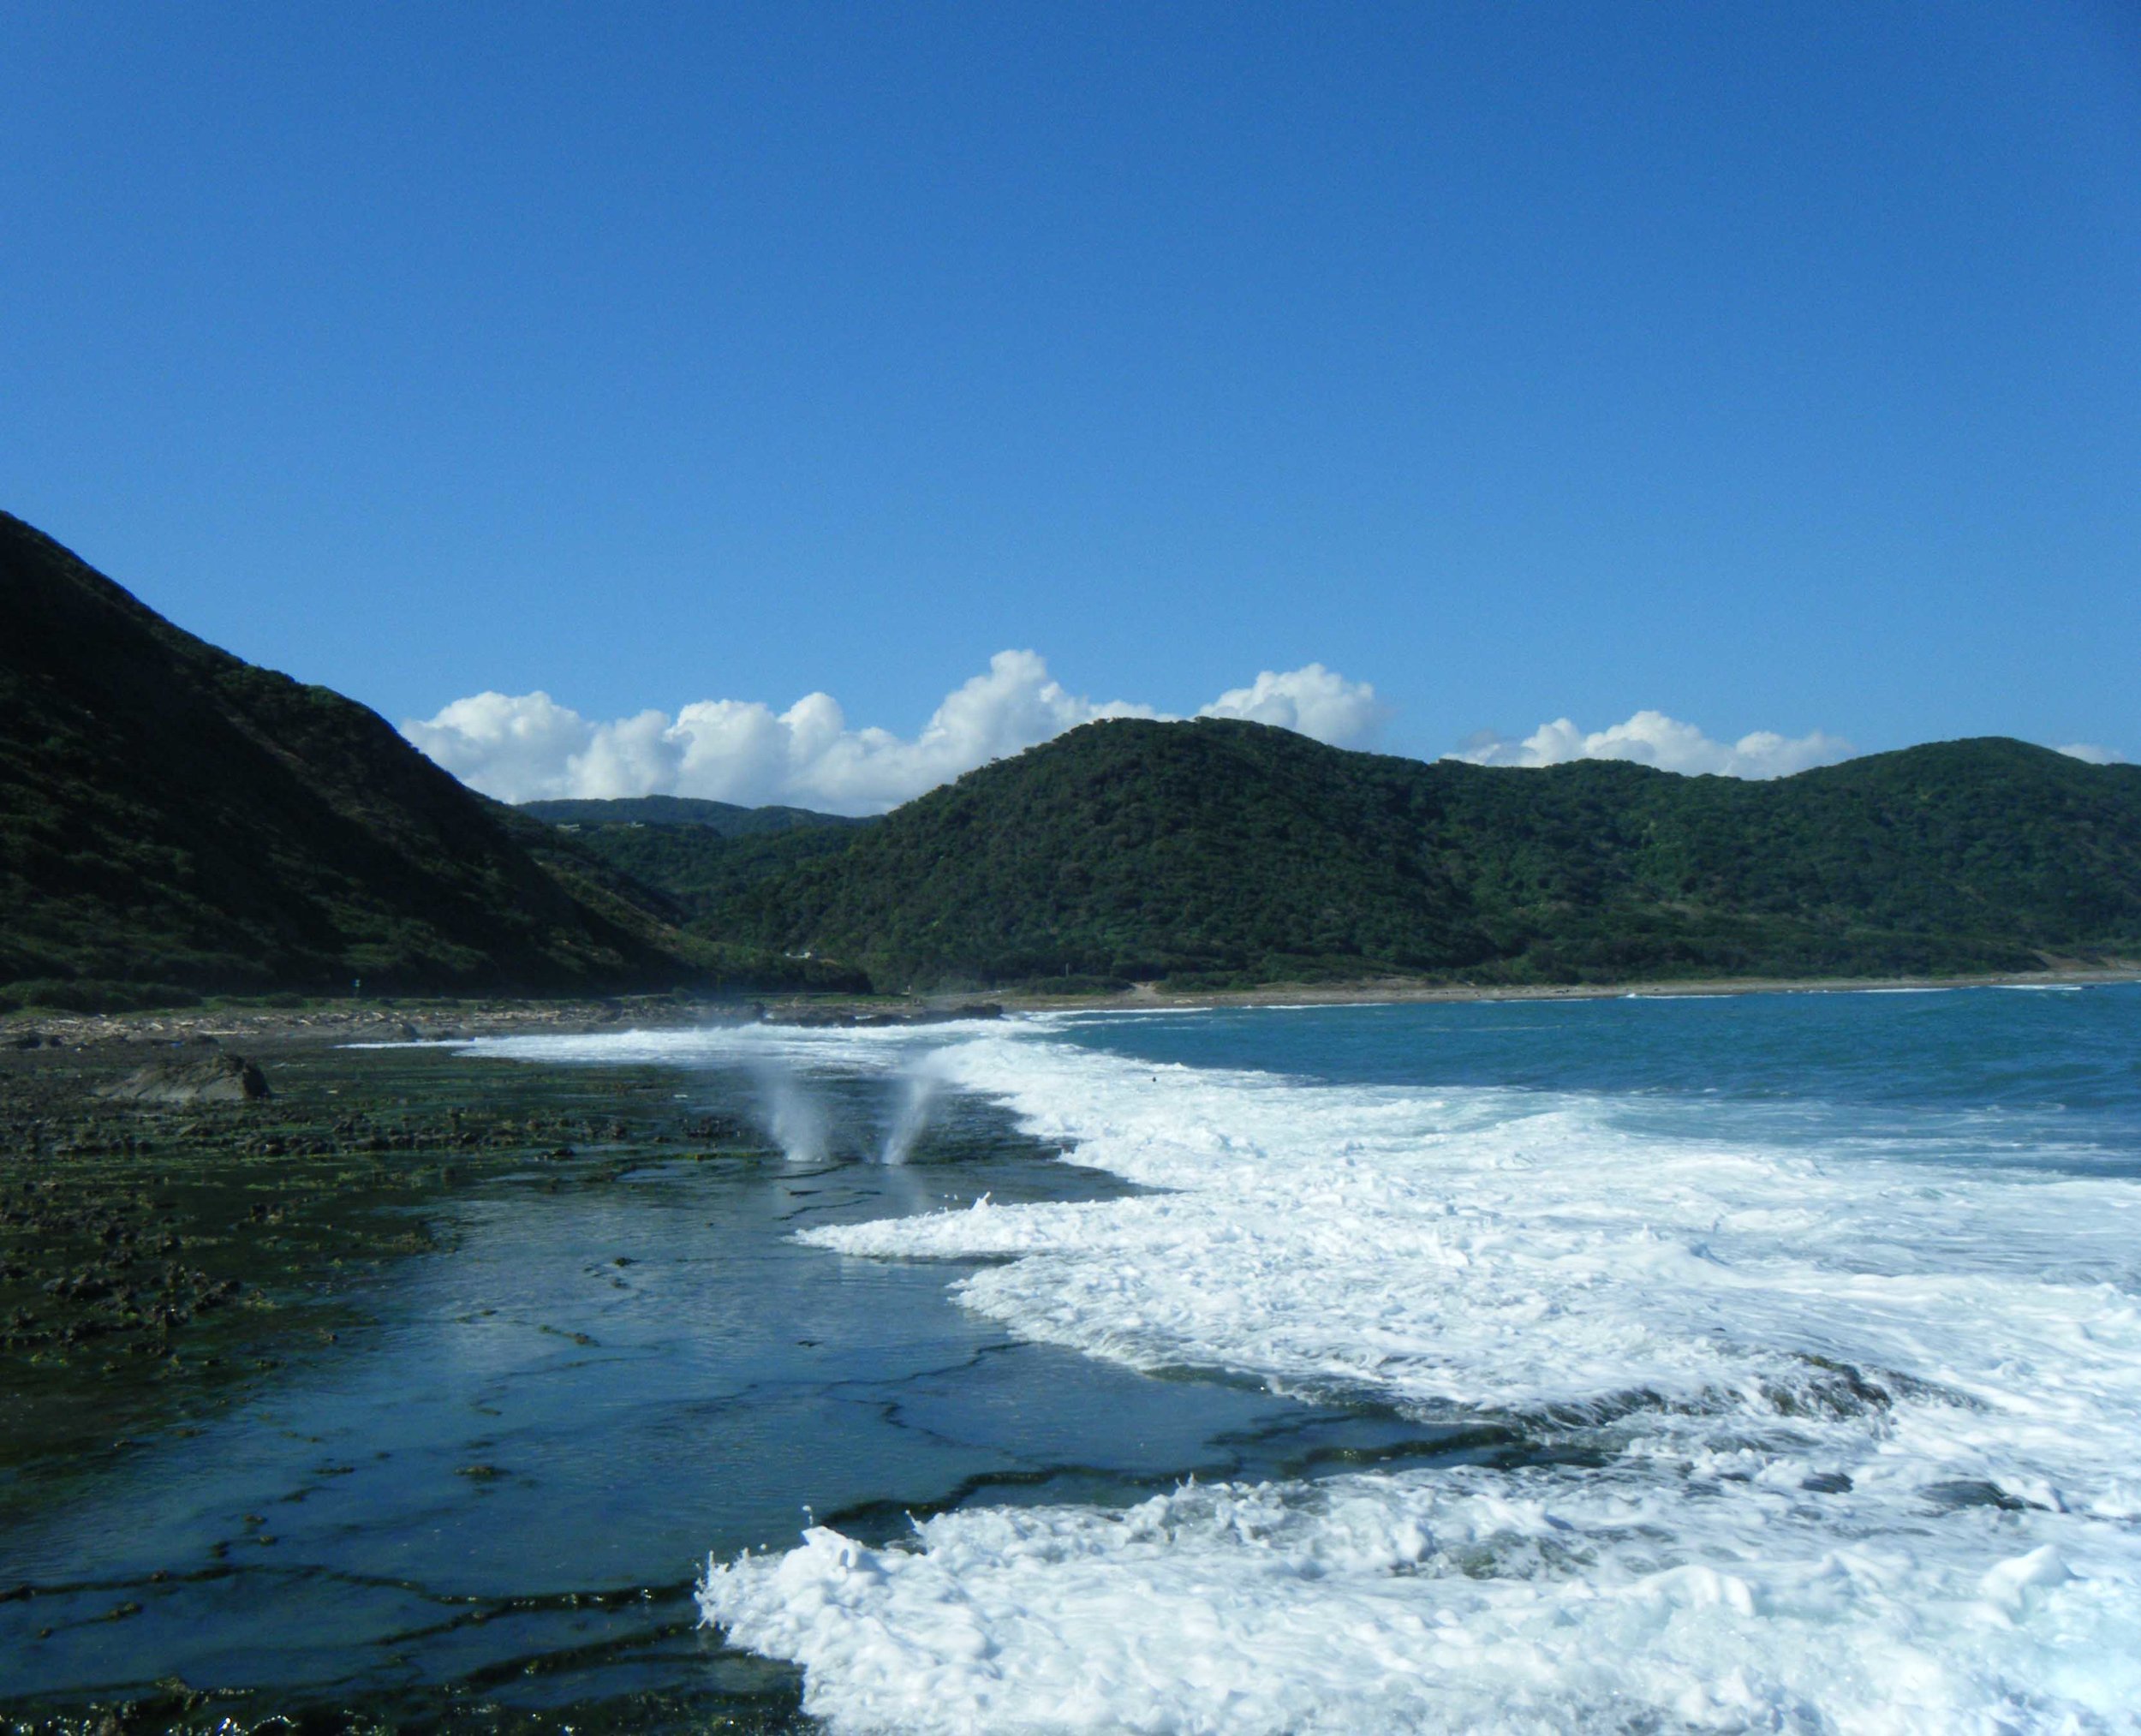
[0, 1044, 1413, 1730]
[14, 985, 2141, 1733]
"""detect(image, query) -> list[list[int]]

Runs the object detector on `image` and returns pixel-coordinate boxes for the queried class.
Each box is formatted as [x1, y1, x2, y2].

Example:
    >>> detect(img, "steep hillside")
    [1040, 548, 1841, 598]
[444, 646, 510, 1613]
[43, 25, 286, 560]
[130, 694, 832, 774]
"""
[540, 820, 870, 936]
[0, 513, 708, 1004]
[15, 510, 2131, 1005]
[704, 719, 2141, 988]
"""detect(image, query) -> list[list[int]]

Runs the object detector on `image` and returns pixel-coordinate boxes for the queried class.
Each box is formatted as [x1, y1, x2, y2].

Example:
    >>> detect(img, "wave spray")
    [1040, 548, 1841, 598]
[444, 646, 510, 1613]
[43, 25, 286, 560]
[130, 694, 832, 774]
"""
[751, 1062, 829, 1164]
[880, 1068, 939, 1164]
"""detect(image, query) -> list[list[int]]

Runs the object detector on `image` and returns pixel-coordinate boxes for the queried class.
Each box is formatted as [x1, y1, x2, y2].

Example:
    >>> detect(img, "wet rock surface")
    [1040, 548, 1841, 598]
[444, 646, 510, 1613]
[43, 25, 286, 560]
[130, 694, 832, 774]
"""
[0, 990, 998, 1056]
[0, 1018, 1410, 1735]
[0, 1038, 752, 1470]
[95, 1053, 271, 1105]
[776, 1001, 1004, 1029]
[0, 1035, 823, 1730]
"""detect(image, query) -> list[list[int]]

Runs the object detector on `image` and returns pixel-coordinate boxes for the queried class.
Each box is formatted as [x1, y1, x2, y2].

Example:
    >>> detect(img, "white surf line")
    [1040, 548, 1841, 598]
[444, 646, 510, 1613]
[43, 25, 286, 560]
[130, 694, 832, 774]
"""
[693, 1028, 2141, 1733]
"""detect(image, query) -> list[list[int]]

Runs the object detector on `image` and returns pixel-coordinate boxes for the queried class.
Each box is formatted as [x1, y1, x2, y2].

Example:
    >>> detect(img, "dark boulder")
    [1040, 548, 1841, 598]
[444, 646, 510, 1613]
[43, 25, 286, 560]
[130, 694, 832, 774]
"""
[98, 1053, 271, 1104]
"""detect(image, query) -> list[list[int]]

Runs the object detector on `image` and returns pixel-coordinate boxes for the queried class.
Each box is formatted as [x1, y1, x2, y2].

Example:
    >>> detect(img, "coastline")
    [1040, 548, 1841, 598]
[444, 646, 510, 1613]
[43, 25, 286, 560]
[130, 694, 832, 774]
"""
[1000, 963, 2141, 1014]
[3, 963, 2136, 1050]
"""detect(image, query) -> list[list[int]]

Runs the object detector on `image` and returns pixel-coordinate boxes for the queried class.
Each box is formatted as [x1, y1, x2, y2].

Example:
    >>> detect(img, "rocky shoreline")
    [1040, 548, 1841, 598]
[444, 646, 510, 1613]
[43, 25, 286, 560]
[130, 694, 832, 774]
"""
[0, 1035, 768, 1482]
[0, 992, 1014, 1053]
[3, 966, 2134, 1055]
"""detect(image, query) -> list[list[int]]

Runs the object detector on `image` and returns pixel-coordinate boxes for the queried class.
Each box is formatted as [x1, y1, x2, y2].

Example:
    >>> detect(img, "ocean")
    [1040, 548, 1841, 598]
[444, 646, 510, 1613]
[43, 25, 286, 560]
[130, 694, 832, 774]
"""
[4, 985, 2136, 1731]
[498, 983, 2141, 1732]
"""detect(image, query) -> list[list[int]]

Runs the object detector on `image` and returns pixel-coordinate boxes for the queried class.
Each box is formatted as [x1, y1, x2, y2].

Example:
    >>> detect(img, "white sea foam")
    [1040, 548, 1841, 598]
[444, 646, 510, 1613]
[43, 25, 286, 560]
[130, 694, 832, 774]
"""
[706, 1471, 2140, 1733]
[806, 1041, 2141, 1465]
[478, 1021, 2141, 1728]
[453, 1014, 1015, 1073]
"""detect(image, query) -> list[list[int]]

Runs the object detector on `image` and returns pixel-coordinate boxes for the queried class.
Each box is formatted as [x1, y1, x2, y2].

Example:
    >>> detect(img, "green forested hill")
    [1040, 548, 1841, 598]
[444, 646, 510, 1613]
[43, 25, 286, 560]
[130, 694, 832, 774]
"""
[0, 513, 715, 1005]
[519, 795, 864, 836]
[11, 509, 2136, 1005]
[685, 719, 2141, 989]
[510, 796, 873, 939]
[535, 821, 870, 932]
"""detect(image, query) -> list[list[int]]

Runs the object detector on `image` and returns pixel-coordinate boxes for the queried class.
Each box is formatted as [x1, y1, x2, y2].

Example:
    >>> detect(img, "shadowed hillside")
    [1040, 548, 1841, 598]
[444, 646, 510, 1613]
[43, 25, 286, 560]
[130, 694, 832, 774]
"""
[516, 804, 874, 941]
[688, 718, 2141, 989]
[519, 795, 865, 836]
[13, 510, 2135, 1005]
[0, 514, 720, 1005]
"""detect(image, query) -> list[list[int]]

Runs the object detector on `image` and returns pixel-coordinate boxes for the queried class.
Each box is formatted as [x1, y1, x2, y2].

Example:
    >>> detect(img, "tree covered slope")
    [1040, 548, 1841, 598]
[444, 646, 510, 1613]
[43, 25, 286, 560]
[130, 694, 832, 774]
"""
[689, 719, 2141, 988]
[529, 821, 870, 936]
[12, 506, 2133, 1004]
[0, 513, 702, 1001]
[518, 795, 864, 836]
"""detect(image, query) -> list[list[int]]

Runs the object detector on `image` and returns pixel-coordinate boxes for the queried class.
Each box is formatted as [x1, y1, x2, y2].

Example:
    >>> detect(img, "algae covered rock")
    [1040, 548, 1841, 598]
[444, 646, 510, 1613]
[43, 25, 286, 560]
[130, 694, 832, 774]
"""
[98, 1052, 271, 1104]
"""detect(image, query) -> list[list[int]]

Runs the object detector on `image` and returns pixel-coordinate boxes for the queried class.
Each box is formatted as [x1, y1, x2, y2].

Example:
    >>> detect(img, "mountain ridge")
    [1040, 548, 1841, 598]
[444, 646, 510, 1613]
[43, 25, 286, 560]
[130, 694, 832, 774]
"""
[663, 718, 2141, 990]
[0, 512, 713, 1003]
[9, 510, 2138, 1005]
[517, 795, 867, 836]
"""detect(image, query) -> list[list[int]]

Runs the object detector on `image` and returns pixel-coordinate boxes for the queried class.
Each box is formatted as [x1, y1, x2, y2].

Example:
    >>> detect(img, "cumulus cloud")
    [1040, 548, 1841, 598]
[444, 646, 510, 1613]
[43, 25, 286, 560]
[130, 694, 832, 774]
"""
[403, 652, 1382, 813]
[2057, 743, 2129, 767]
[1197, 663, 1389, 743]
[1449, 710, 1854, 779]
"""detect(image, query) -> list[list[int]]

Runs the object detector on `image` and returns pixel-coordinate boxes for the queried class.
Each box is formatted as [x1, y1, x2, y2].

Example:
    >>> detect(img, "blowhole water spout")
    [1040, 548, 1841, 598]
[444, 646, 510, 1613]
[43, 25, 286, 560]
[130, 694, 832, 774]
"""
[881, 1069, 940, 1164]
[752, 1062, 830, 1165]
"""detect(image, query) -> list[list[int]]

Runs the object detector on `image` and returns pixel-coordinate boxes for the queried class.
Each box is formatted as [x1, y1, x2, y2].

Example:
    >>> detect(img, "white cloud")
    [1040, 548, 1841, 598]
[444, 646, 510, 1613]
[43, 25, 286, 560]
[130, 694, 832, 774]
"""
[1197, 663, 1388, 743]
[2057, 743, 2128, 766]
[403, 652, 1381, 813]
[403, 690, 611, 805]
[1449, 710, 1854, 779]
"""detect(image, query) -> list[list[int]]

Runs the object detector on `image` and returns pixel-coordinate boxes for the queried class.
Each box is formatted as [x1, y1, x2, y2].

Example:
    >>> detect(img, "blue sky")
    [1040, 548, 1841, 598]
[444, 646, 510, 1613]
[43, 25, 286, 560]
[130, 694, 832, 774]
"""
[4, 3, 2137, 802]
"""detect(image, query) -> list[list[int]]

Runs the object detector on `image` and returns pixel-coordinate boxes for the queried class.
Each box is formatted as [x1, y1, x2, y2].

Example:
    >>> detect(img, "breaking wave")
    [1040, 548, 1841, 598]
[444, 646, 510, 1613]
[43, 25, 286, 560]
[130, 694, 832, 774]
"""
[466, 1013, 2141, 1728]
[704, 1029, 2141, 1732]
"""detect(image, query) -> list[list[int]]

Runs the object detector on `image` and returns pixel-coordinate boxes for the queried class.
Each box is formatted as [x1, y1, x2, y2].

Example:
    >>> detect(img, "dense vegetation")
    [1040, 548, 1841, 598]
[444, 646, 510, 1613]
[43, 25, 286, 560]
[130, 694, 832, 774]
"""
[520, 795, 864, 836]
[673, 719, 2141, 990]
[10, 510, 2137, 1005]
[513, 796, 873, 967]
[542, 821, 868, 935]
[0, 514, 748, 1006]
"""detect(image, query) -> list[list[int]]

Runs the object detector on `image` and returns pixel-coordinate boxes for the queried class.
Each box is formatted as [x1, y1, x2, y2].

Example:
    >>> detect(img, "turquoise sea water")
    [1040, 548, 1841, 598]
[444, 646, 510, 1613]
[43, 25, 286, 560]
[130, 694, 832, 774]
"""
[692, 985, 2141, 1731]
[6, 984, 2138, 1731]
[1071, 986, 2141, 1146]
